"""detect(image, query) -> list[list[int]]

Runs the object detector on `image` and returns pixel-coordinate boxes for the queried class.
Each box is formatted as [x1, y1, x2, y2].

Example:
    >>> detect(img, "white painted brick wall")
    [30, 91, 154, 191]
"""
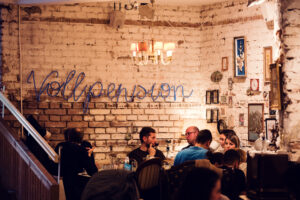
[1, 0, 279, 165]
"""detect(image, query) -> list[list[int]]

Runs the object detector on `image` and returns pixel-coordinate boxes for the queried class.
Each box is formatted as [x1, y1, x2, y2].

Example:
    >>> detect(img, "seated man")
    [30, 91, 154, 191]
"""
[174, 129, 212, 166]
[221, 149, 246, 200]
[182, 126, 200, 150]
[128, 127, 165, 165]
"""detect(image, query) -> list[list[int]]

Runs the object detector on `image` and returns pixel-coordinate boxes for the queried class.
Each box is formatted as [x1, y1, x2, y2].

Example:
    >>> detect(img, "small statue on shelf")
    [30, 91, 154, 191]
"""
[269, 122, 280, 151]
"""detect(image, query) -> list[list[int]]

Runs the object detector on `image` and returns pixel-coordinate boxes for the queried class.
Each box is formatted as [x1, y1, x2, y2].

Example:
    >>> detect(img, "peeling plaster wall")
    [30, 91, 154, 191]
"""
[282, 0, 300, 155]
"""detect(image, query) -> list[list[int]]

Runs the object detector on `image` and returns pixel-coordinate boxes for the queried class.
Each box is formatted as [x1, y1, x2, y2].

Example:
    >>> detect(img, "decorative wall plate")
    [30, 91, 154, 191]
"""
[211, 71, 223, 82]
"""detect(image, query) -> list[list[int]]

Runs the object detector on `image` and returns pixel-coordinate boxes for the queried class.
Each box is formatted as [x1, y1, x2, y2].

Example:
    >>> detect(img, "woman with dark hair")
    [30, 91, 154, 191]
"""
[56, 128, 98, 200]
[178, 167, 221, 200]
[224, 134, 240, 151]
[81, 169, 139, 200]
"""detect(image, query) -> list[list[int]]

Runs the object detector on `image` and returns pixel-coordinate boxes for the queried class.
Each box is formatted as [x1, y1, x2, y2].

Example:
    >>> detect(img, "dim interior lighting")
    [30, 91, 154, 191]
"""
[130, 39, 175, 66]
[247, 0, 266, 7]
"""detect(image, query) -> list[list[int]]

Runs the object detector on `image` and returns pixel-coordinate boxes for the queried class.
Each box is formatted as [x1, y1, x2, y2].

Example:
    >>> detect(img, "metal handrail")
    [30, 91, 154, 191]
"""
[0, 92, 59, 163]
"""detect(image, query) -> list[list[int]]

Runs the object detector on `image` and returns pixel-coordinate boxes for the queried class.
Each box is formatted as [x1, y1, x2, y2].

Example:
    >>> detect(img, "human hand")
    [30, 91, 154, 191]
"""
[148, 143, 156, 157]
[86, 146, 95, 157]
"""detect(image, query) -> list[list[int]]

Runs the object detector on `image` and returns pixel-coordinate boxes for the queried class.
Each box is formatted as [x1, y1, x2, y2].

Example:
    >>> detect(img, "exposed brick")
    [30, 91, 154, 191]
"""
[61, 116, 72, 121]
[84, 115, 94, 121]
[116, 115, 126, 121]
[105, 115, 115, 121]
[106, 127, 117, 133]
[50, 115, 61, 121]
[38, 102, 49, 109]
[72, 115, 83, 121]
[134, 121, 152, 127]
[111, 121, 132, 127]
[95, 128, 106, 134]
[95, 103, 105, 108]
[111, 109, 131, 115]
[145, 109, 165, 114]
[67, 121, 88, 128]
[61, 103, 72, 108]
[127, 115, 137, 121]
[153, 121, 173, 127]
[149, 115, 159, 120]
[117, 127, 128, 133]
[39, 115, 49, 121]
[73, 102, 83, 108]
[45, 122, 66, 128]
[45, 109, 66, 115]
[68, 109, 84, 115]
[50, 102, 60, 109]
[90, 109, 110, 115]
[89, 122, 110, 127]
[95, 115, 105, 121]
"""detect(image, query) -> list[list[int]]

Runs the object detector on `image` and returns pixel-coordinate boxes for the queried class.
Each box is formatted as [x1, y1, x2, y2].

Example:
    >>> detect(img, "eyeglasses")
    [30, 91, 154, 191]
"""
[185, 131, 196, 136]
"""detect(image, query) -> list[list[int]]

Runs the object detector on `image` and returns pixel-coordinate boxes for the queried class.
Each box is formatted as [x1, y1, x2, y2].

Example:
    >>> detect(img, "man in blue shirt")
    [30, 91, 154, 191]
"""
[174, 129, 212, 166]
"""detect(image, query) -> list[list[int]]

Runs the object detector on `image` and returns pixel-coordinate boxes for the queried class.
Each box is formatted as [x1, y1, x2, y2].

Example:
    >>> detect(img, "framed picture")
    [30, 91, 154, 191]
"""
[250, 79, 259, 91]
[228, 96, 233, 108]
[212, 90, 219, 104]
[270, 63, 282, 110]
[220, 95, 227, 104]
[220, 107, 226, 116]
[206, 91, 211, 104]
[222, 57, 228, 71]
[248, 104, 264, 141]
[264, 47, 272, 83]
[265, 118, 276, 141]
[212, 109, 219, 123]
[234, 36, 246, 78]
[206, 109, 212, 123]
[239, 113, 244, 126]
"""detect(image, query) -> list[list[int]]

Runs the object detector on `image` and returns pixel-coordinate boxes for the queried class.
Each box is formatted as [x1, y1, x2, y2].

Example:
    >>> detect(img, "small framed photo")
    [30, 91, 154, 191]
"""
[248, 104, 264, 141]
[234, 36, 246, 78]
[265, 118, 276, 141]
[220, 95, 227, 104]
[250, 79, 259, 91]
[264, 47, 272, 83]
[212, 90, 219, 104]
[228, 96, 233, 108]
[212, 109, 219, 123]
[206, 91, 211, 104]
[222, 57, 228, 71]
[239, 113, 244, 126]
[206, 109, 212, 123]
[220, 107, 226, 116]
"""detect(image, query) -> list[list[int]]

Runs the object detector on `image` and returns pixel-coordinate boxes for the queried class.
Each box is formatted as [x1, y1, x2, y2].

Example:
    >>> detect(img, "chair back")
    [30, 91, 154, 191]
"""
[166, 160, 195, 200]
[136, 158, 162, 191]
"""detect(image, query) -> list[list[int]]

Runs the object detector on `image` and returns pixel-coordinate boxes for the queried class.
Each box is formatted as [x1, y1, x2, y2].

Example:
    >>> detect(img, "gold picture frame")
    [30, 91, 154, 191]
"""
[263, 47, 272, 83]
[222, 57, 228, 71]
[270, 62, 282, 110]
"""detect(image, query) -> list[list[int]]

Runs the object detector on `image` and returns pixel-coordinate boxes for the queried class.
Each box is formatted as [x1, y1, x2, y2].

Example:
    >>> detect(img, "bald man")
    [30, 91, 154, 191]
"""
[182, 126, 200, 150]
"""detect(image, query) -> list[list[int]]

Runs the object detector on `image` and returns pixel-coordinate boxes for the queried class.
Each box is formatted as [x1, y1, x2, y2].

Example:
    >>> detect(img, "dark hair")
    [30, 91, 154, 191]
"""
[179, 167, 220, 200]
[196, 129, 212, 144]
[224, 149, 240, 166]
[220, 129, 236, 137]
[226, 134, 240, 148]
[139, 127, 156, 143]
[208, 152, 224, 166]
[81, 169, 139, 200]
[64, 128, 83, 143]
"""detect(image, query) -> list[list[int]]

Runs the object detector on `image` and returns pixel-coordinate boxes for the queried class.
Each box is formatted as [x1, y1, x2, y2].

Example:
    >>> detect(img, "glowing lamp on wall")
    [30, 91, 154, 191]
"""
[130, 39, 175, 66]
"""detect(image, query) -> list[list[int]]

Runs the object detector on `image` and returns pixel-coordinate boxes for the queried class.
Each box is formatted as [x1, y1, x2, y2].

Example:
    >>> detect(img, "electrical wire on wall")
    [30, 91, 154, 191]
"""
[18, 5, 24, 138]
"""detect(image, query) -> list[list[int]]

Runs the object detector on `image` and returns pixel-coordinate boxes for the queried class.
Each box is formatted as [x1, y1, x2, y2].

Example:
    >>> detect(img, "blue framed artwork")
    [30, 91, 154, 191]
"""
[234, 36, 246, 77]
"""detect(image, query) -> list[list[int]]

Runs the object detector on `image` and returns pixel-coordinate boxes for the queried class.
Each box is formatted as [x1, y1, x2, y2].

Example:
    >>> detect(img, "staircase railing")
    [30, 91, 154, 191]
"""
[0, 92, 59, 163]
